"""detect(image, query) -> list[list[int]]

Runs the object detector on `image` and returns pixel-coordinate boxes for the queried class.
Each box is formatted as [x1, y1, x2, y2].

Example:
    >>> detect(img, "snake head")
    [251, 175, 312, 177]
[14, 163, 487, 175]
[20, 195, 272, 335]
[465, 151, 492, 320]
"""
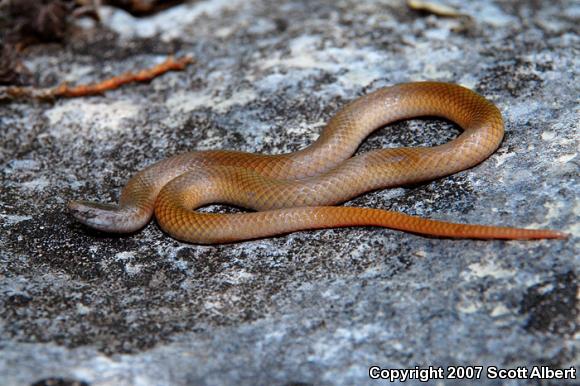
[68, 200, 144, 233]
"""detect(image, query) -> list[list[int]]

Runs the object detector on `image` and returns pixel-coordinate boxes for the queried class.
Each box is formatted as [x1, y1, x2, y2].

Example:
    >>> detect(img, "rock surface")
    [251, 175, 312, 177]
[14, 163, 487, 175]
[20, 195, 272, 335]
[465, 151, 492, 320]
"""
[0, 0, 577, 385]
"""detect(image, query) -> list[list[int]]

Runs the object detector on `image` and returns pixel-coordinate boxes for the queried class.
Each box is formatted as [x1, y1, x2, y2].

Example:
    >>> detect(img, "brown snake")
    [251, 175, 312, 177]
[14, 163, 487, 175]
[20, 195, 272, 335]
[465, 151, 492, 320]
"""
[69, 82, 567, 243]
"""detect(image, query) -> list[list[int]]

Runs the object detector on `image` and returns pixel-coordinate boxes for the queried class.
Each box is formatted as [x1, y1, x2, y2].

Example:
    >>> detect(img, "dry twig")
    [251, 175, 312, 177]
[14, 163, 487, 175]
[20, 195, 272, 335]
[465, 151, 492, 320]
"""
[1, 55, 194, 101]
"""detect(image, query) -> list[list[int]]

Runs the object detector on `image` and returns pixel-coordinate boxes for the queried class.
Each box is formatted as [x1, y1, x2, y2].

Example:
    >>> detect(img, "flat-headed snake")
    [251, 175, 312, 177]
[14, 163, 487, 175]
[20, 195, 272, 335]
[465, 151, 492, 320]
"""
[68, 82, 567, 243]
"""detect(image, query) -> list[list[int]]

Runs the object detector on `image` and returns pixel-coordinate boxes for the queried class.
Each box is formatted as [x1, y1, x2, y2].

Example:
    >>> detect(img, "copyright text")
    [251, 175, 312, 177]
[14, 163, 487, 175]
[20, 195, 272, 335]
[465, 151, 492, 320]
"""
[368, 365, 576, 382]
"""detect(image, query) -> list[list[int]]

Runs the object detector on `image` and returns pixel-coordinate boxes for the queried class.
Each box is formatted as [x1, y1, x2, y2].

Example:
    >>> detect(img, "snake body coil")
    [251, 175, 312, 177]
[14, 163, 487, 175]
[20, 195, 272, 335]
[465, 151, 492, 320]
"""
[69, 82, 566, 243]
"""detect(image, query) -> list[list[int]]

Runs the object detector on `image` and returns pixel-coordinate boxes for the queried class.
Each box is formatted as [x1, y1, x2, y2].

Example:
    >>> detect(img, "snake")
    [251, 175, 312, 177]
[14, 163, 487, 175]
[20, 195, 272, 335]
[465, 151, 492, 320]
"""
[68, 82, 567, 244]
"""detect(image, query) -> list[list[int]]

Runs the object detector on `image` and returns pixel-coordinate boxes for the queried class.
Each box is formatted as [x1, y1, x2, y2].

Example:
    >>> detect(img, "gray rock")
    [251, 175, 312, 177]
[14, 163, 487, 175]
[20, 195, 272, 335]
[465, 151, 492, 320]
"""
[1, 0, 577, 385]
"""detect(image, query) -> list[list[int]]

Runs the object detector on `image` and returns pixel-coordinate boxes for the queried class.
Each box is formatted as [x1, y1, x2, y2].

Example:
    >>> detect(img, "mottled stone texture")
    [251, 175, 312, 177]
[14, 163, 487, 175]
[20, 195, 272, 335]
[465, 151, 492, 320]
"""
[0, 0, 578, 385]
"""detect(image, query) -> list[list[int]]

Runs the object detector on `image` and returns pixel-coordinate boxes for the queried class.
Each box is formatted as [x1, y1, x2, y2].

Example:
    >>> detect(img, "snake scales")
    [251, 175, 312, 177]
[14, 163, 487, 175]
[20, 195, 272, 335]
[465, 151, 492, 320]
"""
[69, 82, 566, 243]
